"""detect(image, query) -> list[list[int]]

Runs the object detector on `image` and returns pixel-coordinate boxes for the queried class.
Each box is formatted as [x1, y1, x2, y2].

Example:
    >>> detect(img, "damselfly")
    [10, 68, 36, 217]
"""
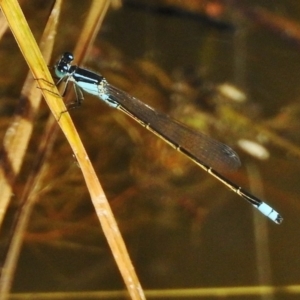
[54, 52, 283, 224]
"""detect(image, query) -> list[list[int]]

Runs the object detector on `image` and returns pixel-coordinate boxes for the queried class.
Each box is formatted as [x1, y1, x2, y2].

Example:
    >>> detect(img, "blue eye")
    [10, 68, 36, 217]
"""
[55, 64, 69, 78]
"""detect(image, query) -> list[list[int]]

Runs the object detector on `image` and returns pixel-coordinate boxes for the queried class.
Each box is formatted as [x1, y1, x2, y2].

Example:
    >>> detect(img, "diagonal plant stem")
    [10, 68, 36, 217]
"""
[0, 0, 145, 299]
[0, 1, 63, 298]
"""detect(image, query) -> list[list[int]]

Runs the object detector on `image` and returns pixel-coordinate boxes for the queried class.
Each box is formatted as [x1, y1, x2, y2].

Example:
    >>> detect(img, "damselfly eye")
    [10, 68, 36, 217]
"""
[58, 64, 69, 73]
[55, 63, 69, 78]
[62, 52, 74, 63]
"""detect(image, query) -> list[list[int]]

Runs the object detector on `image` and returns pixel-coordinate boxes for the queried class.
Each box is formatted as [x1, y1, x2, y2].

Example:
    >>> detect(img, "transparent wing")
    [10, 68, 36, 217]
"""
[105, 84, 241, 173]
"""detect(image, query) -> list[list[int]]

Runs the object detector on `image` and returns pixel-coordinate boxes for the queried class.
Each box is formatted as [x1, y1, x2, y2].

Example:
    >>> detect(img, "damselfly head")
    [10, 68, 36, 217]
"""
[54, 52, 75, 79]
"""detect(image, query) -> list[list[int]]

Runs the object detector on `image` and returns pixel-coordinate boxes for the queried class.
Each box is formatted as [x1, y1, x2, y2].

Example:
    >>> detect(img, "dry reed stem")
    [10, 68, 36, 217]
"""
[0, 0, 145, 299]
[0, 1, 63, 298]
